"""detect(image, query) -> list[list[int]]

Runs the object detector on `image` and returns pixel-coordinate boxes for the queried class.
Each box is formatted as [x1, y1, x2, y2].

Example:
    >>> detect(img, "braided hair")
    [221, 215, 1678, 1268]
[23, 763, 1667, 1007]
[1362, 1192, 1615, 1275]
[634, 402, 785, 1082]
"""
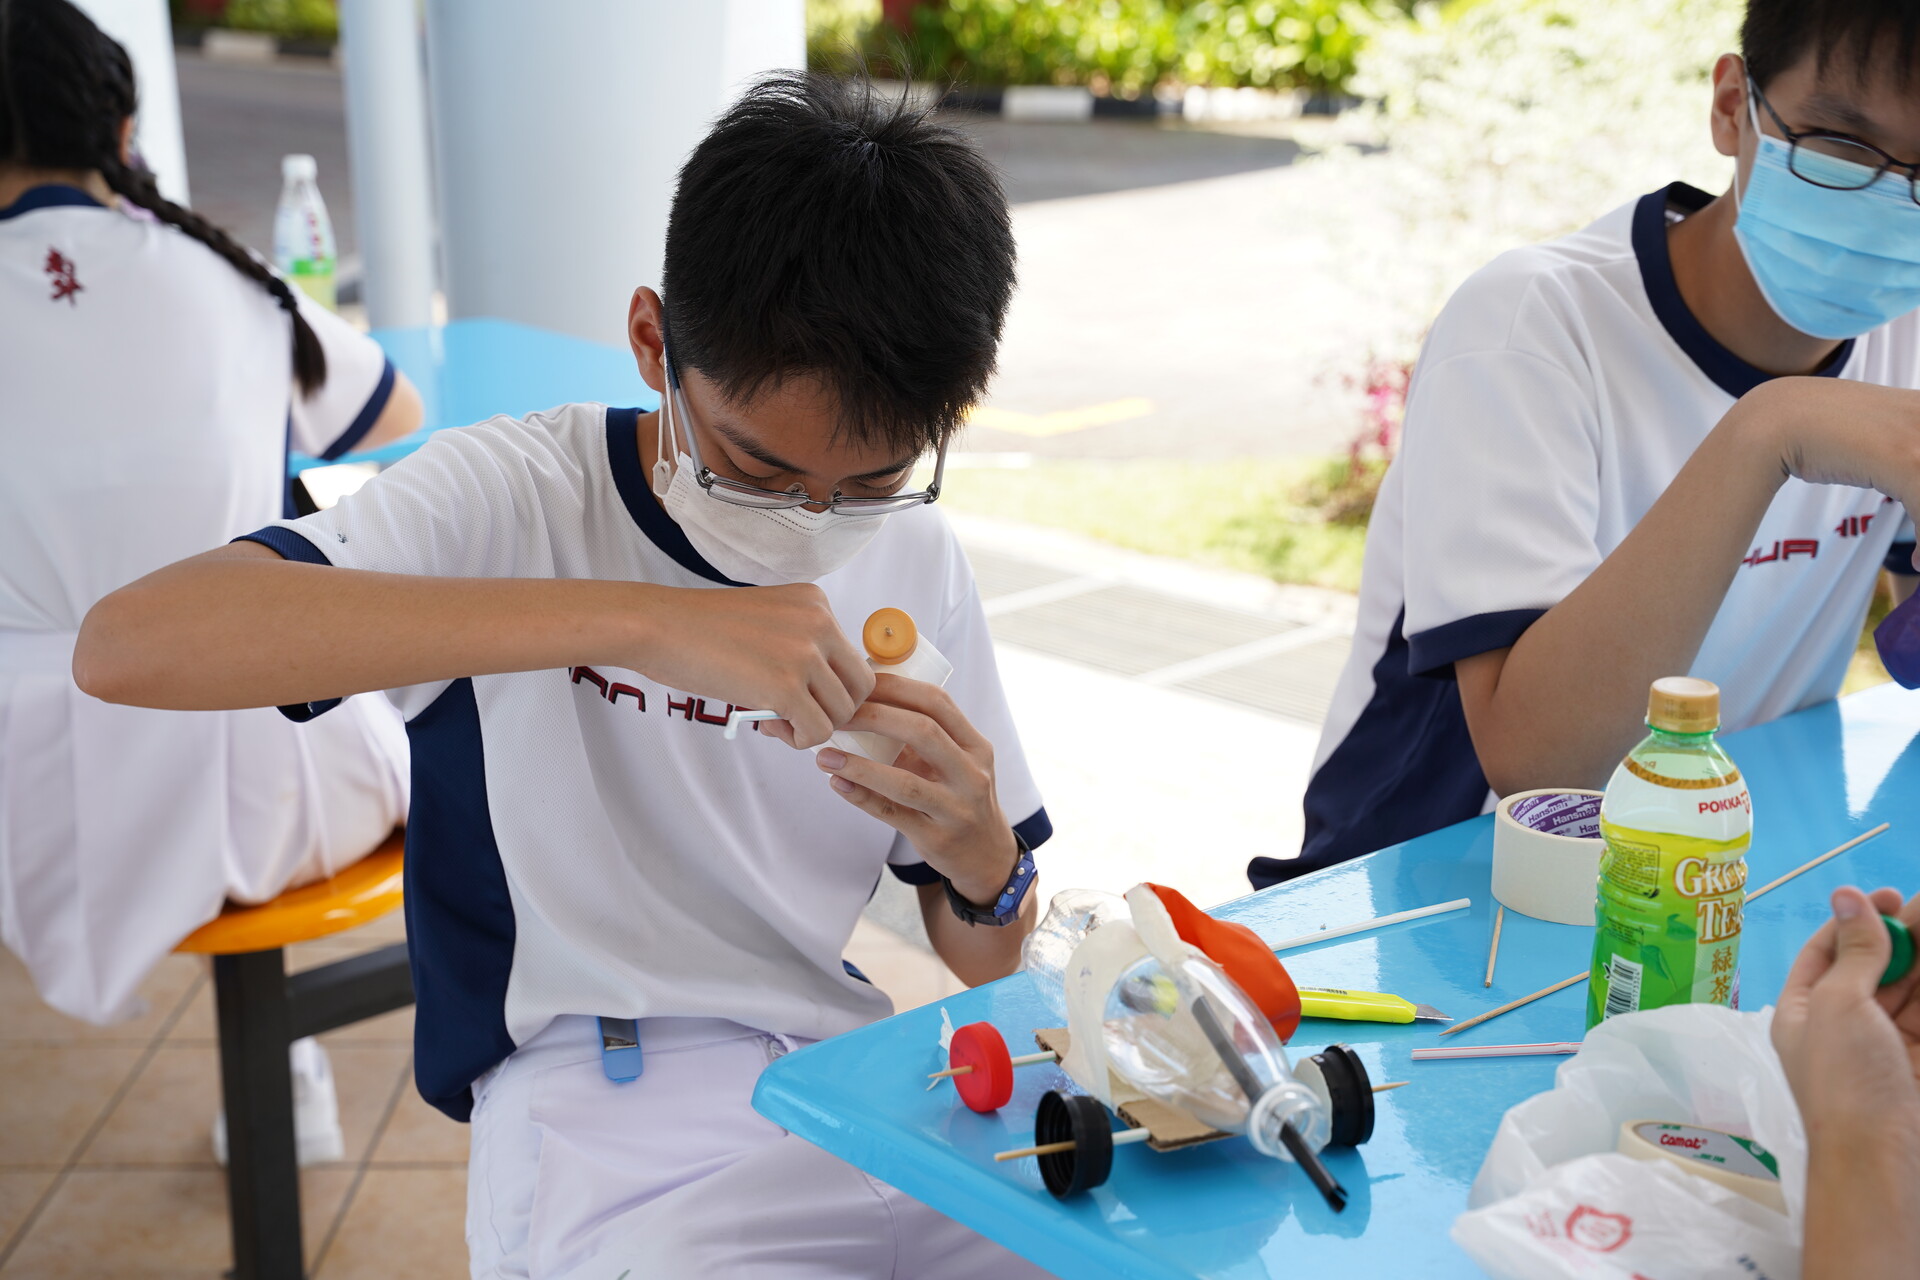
[0, 0, 326, 394]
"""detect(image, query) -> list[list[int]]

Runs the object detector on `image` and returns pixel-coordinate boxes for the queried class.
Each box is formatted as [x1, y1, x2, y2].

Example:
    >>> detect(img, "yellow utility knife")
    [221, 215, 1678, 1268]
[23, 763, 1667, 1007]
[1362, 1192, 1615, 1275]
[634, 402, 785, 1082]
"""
[1298, 986, 1450, 1024]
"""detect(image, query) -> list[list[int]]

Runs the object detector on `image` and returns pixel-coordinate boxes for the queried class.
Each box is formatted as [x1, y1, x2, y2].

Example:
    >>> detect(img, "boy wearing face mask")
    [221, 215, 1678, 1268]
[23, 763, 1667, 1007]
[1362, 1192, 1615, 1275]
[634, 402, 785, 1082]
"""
[77, 76, 1053, 1278]
[1268, 0, 1920, 889]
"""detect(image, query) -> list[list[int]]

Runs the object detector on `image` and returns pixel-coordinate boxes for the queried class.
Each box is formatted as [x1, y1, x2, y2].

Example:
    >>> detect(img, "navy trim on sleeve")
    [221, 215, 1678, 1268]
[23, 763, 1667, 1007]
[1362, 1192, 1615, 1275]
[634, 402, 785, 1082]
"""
[319, 358, 397, 461]
[1633, 183, 1854, 399]
[1262, 609, 1491, 889]
[603, 406, 747, 587]
[887, 805, 1052, 885]
[1887, 542, 1918, 576]
[1405, 608, 1545, 679]
[0, 184, 104, 220]
[1014, 806, 1054, 851]
[230, 527, 343, 720]
[233, 525, 334, 565]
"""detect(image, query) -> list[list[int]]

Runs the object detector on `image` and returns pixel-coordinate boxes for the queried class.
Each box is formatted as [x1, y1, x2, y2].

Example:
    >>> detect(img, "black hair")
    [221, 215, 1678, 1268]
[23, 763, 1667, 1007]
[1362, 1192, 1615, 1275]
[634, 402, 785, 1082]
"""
[1742, 0, 1920, 91]
[0, 0, 326, 394]
[661, 71, 1015, 453]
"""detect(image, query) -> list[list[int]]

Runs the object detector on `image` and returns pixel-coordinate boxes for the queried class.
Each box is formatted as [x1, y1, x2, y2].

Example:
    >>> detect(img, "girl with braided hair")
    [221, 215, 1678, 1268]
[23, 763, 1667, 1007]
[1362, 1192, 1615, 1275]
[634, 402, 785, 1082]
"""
[0, 0, 419, 1163]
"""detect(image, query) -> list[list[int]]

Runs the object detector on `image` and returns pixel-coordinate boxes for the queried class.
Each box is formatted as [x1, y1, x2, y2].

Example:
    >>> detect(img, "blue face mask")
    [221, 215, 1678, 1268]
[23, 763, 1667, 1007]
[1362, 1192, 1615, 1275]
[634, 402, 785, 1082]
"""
[1732, 93, 1920, 341]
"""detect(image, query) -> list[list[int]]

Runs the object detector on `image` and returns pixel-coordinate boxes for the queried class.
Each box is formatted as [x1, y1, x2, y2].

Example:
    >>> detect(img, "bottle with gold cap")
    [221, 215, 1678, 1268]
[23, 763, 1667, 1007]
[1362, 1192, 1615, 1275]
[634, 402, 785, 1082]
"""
[1586, 677, 1752, 1029]
[822, 608, 954, 767]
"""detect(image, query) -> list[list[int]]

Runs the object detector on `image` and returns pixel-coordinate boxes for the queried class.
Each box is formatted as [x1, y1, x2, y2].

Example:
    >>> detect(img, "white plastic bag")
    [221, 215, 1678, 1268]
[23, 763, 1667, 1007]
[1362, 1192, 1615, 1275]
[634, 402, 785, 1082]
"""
[1452, 1003, 1807, 1280]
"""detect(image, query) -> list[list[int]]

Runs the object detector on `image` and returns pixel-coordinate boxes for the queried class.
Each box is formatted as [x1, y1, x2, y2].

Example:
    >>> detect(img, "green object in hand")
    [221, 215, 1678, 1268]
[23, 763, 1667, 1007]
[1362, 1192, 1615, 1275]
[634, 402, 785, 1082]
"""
[1882, 915, 1915, 988]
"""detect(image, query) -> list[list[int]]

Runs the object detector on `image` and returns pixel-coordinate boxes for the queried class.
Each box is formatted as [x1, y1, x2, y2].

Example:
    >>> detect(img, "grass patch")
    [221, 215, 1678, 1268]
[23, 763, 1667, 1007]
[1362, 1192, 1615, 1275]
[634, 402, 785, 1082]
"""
[938, 457, 1371, 592]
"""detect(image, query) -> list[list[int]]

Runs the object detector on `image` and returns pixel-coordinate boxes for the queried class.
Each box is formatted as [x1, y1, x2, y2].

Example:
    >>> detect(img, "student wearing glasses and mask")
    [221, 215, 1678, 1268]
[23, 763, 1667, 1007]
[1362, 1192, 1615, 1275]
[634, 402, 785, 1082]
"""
[73, 74, 1053, 1278]
[1266, 0, 1920, 890]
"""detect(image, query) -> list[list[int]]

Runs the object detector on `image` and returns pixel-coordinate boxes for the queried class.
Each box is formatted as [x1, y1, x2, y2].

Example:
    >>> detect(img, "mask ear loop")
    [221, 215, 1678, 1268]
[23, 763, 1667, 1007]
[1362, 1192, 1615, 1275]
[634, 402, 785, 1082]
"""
[652, 351, 677, 499]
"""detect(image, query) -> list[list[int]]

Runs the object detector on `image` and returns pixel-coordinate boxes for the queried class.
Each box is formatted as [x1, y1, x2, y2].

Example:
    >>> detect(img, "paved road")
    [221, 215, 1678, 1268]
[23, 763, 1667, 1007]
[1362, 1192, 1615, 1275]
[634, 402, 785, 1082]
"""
[173, 50, 1372, 458]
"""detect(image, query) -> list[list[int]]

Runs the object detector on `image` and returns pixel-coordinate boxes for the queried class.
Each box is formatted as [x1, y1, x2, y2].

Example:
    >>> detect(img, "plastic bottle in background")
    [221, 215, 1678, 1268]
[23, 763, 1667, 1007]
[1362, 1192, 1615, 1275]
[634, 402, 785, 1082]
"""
[273, 154, 336, 310]
[1587, 678, 1752, 1029]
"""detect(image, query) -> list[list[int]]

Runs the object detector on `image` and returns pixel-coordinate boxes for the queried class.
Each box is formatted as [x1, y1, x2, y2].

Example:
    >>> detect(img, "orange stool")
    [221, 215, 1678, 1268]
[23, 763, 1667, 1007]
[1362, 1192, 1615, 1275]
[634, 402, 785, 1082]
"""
[177, 828, 412, 1280]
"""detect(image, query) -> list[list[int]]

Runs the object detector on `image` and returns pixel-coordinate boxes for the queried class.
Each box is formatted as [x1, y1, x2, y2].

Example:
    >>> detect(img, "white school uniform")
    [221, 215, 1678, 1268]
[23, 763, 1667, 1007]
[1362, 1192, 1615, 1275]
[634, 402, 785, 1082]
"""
[1274, 183, 1920, 887]
[0, 184, 410, 1023]
[242, 401, 1053, 1276]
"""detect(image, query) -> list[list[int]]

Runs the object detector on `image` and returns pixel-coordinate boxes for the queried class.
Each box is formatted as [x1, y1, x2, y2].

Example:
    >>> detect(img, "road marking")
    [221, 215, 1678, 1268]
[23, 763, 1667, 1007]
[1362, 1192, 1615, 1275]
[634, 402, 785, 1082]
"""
[1133, 621, 1350, 687]
[980, 574, 1111, 618]
[967, 398, 1154, 438]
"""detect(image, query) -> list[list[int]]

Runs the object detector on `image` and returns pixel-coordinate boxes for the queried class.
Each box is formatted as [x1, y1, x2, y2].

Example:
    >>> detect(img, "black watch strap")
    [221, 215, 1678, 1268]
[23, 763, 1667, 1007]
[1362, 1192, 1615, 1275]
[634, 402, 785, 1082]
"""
[942, 830, 1038, 928]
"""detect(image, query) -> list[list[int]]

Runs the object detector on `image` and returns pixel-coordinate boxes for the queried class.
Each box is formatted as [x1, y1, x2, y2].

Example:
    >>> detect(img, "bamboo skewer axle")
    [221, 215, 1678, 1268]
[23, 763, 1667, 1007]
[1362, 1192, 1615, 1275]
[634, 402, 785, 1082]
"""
[1441, 823, 1891, 1038]
[1484, 905, 1505, 989]
[927, 1050, 1056, 1080]
[990, 1083, 1410, 1161]
[995, 1127, 1153, 1163]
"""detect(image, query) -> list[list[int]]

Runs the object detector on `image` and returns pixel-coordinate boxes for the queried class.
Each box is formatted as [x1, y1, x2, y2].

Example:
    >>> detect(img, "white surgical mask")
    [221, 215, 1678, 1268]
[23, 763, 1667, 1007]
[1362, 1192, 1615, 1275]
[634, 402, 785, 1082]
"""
[649, 379, 890, 586]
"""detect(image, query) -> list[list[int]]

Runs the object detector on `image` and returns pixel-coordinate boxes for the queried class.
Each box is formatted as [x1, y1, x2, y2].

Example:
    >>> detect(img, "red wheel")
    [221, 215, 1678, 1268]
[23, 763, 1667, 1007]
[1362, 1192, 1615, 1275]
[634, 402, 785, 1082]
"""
[949, 1022, 1014, 1112]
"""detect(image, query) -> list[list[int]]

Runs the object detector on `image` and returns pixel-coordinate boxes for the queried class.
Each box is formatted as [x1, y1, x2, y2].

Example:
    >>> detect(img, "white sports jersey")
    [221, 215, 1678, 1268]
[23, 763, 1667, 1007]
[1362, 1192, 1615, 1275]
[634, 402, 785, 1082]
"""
[1279, 184, 1920, 886]
[0, 184, 408, 1022]
[242, 402, 1048, 1120]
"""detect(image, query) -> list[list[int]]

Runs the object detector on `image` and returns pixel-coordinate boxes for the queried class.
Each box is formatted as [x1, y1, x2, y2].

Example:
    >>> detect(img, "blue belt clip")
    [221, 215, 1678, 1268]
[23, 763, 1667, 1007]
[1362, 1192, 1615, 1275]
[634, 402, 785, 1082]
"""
[598, 1016, 644, 1083]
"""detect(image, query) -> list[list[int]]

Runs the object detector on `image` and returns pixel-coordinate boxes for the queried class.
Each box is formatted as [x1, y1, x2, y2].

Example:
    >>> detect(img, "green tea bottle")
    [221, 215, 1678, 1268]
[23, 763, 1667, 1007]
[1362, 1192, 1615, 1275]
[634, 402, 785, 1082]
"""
[1587, 678, 1751, 1029]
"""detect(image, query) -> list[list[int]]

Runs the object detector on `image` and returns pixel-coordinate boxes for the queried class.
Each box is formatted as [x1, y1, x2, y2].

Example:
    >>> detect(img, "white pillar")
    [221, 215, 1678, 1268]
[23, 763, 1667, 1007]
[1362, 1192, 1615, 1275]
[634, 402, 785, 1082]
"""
[338, 0, 437, 329]
[72, 0, 189, 204]
[423, 0, 803, 346]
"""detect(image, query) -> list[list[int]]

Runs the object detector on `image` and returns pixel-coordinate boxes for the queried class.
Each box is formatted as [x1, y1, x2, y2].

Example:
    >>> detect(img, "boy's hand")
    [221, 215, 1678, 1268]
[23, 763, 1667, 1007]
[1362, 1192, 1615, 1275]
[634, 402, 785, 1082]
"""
[1762, 379, 1920, 568]
[1772, 885, 1920, 1140]
[805, 674, 1017, 904]
[627, 584, 873, 749]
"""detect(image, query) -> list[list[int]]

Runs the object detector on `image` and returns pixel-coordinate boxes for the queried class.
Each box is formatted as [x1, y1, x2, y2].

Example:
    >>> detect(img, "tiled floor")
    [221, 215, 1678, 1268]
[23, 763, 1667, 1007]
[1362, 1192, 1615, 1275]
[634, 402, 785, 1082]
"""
[0, 910, 962, 1279]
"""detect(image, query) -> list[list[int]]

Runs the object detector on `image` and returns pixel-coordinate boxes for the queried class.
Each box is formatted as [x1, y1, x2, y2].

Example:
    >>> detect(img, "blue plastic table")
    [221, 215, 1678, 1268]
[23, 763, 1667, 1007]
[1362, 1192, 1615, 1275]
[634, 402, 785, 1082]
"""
[753, 683, 1920, 1279]
[290, 318, 654, 474]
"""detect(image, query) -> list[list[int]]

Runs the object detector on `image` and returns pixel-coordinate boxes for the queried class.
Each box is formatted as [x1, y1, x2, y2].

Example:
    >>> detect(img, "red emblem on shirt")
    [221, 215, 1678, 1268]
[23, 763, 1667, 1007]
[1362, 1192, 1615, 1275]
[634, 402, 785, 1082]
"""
[44, 249, 82, 305]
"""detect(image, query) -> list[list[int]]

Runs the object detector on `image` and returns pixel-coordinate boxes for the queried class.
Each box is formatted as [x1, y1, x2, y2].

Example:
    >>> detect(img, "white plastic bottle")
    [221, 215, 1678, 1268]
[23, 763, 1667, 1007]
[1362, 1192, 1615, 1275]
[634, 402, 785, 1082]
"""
[273, 154, 336, 310]
[824, 608, 952, 766]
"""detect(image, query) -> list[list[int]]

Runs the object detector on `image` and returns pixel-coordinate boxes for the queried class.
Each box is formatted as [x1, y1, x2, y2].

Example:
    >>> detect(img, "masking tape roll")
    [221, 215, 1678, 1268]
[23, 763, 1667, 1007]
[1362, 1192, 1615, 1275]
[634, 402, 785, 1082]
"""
[1616, 1119, 1786, 1212]
[1492, 789, 1605, 926]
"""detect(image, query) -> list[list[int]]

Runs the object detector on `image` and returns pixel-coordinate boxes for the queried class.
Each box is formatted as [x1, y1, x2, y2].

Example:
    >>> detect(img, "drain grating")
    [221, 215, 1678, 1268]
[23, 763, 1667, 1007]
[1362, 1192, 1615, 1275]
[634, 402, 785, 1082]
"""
[1175, 635, 1353, 725]
[988, 584, 1299, 678]
[965, 547, 1080, 601]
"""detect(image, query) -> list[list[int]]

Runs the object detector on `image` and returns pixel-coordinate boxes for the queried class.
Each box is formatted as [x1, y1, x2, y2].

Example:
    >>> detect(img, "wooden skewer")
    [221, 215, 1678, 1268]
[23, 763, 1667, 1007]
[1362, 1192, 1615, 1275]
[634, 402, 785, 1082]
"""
[926, 1050, 1056, 1080]
[1439, 972, 1586, 1037]
[995, 1128, 1154, 1162]
[1265, 897, 1471, 954]
[1441, 823, 1892, 1038]
[1373, 1080, 1410, 1092]
[1484, 905, 1505, 989]
[1746, 823, 1889, 902]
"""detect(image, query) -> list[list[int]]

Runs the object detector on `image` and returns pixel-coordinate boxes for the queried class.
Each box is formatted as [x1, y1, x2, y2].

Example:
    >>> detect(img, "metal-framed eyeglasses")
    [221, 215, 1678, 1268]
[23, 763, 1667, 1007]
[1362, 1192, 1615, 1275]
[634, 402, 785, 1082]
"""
[664, 359, 947, 516]
[1749, 76, 1920, 206]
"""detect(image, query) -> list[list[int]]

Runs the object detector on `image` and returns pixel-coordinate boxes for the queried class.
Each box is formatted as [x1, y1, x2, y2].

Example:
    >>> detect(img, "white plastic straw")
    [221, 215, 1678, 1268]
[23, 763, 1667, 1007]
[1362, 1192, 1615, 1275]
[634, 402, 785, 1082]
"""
[722, 709, 782, 740]
[1264, 898, 1472, 954]
[1412, 1042, 1581, 1061]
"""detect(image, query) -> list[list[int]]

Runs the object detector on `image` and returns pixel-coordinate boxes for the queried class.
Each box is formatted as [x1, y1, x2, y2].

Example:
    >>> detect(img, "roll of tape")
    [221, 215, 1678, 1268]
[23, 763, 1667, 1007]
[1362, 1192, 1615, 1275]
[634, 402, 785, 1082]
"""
[1492, 789, 1605, 925]
[1616, 1119, 1786, 1212]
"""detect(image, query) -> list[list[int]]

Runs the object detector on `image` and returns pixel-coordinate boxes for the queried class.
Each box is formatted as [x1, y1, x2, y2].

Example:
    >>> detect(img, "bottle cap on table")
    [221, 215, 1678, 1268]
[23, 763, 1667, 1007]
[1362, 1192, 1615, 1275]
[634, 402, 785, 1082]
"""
[863, 608, 918, 665]
[1648, 677, 1719, 734]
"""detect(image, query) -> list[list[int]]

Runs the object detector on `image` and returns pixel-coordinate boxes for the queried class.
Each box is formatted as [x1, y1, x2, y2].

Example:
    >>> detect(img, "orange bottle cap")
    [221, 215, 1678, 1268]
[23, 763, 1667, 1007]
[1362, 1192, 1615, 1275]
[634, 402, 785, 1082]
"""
[863, 608, 918, 665]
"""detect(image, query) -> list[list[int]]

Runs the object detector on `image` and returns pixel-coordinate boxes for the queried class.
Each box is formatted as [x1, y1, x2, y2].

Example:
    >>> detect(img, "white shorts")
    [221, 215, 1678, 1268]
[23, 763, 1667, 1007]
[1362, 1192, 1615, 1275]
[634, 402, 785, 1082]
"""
[466, 1014, 1055, 1280]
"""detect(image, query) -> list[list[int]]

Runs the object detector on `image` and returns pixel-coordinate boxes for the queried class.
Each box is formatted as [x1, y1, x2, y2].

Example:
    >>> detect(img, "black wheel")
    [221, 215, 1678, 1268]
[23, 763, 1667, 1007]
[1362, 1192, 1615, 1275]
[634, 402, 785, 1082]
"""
[1309, 1044, 1374, 1147]
[1034, 1090, 1114, 1198]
